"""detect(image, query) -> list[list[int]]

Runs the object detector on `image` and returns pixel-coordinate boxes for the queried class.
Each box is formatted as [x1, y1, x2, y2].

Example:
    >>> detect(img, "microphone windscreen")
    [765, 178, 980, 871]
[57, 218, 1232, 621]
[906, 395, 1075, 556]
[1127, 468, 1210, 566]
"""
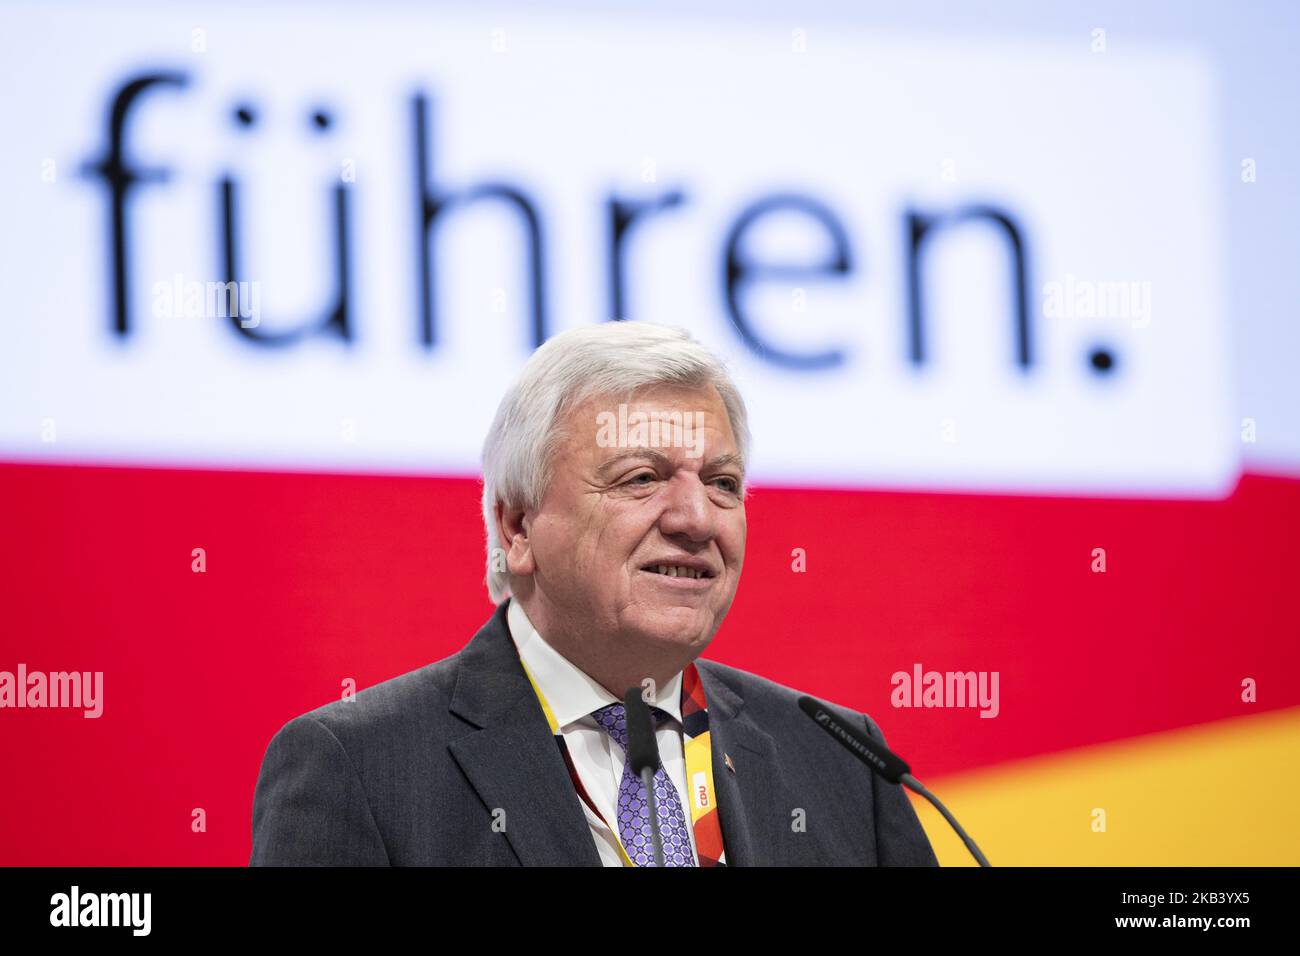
[798, 694, 911, 784]
[623, 688, 661, 775]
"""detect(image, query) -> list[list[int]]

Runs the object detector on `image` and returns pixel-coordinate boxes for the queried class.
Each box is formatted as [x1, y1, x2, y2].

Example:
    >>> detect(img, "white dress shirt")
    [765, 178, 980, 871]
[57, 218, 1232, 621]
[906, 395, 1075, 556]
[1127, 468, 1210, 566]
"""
[506, 598, 699, 866]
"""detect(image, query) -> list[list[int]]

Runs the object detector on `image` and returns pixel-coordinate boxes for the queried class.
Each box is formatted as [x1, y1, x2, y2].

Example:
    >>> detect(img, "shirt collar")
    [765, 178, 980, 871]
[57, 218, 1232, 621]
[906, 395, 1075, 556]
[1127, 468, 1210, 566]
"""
[506, 598, 684, 728]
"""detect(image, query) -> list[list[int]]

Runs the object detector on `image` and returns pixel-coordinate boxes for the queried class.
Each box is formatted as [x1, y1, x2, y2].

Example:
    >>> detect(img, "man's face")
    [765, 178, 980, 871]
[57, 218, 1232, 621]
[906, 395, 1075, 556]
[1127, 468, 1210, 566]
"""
[512, 383, 746, 660]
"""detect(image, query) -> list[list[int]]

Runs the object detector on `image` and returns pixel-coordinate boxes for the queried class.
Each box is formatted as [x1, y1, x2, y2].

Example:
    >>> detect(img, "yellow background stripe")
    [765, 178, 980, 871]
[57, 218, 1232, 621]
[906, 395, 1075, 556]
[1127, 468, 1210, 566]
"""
[907, 706, 1300, 866]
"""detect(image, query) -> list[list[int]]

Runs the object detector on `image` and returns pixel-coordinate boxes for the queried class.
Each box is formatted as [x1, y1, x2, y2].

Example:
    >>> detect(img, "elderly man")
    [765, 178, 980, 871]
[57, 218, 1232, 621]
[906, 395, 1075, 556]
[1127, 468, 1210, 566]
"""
[251, 322, 937, 866]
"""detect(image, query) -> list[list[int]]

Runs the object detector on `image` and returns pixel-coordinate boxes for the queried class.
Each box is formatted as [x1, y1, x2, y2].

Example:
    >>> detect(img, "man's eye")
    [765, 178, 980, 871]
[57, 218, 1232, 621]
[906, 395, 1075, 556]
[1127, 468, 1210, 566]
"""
[626, 472, 655, 485]
[713, 476, 741, 493]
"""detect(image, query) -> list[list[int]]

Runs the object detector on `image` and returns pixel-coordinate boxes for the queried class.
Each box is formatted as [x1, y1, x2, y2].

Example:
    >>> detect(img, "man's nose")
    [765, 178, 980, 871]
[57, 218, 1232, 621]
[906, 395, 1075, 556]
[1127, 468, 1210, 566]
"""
[657, 471, 714, 541]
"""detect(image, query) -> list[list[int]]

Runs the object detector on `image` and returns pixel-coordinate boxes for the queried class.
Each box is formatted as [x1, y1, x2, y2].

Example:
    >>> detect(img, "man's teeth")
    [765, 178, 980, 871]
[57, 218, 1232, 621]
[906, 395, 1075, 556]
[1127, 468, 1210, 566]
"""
[649, 565, 708, 579]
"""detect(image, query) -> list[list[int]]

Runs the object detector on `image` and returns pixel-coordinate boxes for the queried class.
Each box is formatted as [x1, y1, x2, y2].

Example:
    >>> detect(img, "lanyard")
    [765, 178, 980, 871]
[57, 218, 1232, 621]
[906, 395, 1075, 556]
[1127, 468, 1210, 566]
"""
[516, 654, 728, 867]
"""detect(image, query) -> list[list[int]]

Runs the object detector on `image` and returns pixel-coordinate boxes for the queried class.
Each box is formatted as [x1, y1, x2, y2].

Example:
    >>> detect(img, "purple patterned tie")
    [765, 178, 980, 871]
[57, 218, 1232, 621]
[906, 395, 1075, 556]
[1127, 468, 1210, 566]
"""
[590, 702, 696, 866]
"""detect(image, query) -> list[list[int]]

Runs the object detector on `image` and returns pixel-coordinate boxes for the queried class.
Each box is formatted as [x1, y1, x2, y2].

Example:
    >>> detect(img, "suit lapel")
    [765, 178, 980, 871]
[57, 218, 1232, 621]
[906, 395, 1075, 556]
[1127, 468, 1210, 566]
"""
[445, 602, 791, 867]
[695, 661, 792, 866]
[447, 600, 602, 866]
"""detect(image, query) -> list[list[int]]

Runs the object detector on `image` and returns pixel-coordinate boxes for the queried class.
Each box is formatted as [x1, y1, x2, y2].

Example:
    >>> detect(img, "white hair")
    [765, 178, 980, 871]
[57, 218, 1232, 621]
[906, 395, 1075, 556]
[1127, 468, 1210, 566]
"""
[480, 322, 751, 604]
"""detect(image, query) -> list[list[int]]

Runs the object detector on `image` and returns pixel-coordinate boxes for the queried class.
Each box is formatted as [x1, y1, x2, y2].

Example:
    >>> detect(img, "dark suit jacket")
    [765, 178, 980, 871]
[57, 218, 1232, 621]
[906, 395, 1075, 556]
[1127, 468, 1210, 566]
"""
[250, 598, 939, 866]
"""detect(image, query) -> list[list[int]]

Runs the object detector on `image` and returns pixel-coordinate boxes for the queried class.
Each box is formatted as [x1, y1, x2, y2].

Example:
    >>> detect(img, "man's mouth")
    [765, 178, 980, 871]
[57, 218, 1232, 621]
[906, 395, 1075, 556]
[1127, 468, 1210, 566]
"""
[640, 563, 716, 582]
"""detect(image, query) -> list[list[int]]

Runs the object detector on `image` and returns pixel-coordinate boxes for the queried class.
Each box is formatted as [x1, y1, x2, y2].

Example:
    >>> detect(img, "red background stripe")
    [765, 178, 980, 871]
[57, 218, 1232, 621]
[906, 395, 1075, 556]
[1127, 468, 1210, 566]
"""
[0, 462, 1295, 864]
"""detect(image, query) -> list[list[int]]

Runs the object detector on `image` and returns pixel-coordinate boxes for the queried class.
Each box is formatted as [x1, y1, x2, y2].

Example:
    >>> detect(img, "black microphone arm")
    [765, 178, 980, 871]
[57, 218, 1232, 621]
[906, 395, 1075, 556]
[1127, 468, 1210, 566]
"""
[624, 688, 666, 867]
[798, 694, 991, 867]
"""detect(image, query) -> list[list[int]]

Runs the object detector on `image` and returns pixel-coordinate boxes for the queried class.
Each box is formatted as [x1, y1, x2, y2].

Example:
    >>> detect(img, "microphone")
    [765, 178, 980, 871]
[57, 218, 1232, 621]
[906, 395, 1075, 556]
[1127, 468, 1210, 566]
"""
[798, 694, 991, 867]
[624, 687, 666, 867]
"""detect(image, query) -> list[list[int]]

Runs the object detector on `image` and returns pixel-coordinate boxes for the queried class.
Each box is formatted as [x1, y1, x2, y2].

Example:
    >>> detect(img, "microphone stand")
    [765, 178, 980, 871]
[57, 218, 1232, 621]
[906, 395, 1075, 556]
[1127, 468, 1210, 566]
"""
[640, 765, 666, 868]
[900, 773, 990, 867]
[624, 688, 667, 868]
[800, 694, 991, 867]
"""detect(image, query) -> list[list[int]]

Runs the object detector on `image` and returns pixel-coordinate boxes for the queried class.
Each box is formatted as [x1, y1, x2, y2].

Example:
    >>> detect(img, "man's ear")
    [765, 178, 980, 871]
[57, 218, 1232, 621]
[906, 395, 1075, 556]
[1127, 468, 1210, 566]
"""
[495, 499, 536, 577]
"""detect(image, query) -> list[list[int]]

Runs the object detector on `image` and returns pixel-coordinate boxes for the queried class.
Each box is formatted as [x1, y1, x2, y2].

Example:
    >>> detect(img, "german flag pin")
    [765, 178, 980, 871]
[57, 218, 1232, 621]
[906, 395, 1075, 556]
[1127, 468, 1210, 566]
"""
[724, 752, 736, 774]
